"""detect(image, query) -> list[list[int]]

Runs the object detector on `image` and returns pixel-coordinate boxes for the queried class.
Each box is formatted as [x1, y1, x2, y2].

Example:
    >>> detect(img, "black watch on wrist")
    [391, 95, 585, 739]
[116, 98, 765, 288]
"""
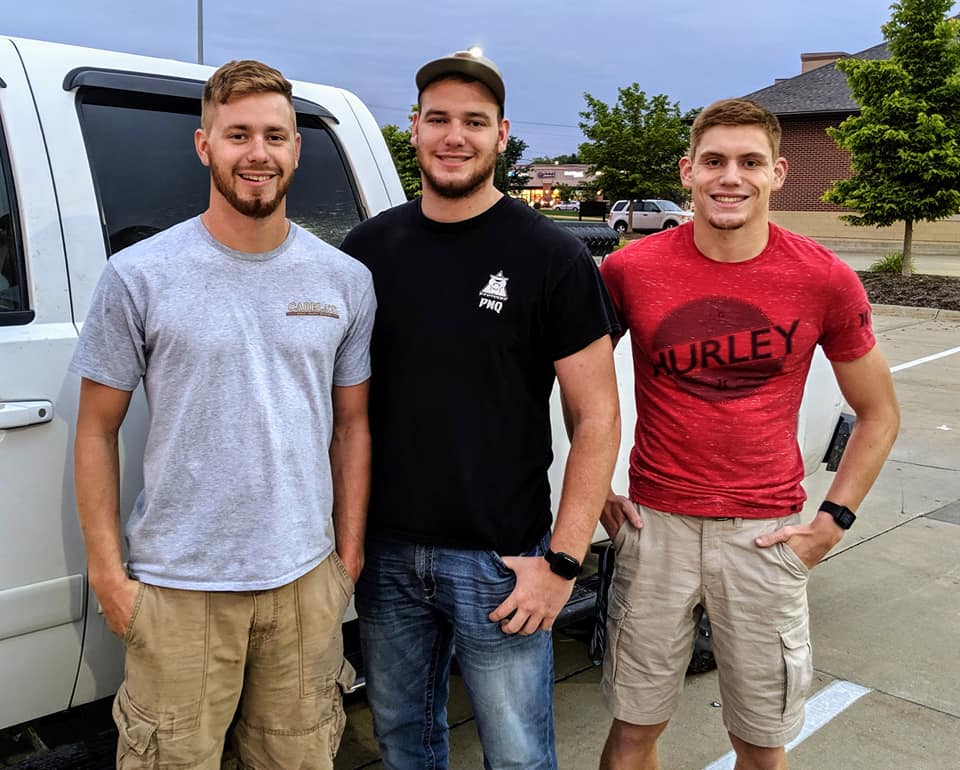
[544, 549, 581, 580]
[819, 500, 856, 530]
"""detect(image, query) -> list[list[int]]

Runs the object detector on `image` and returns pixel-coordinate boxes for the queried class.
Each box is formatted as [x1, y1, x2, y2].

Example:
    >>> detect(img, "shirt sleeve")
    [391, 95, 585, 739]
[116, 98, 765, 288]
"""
[69, 262, 146, 391]
[545, 246, 621, 361]
[818, 259, 876, 362]
[333, 274, 376, 386]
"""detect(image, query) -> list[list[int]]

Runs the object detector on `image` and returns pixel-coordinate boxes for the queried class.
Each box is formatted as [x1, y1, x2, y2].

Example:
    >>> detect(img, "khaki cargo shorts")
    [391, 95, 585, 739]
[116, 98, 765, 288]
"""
[113, 553, 356, 769]
[602, 506, 813, 748]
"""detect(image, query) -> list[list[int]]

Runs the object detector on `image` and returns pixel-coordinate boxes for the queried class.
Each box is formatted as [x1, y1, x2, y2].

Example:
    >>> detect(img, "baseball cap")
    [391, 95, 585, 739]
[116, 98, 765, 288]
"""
[415, 49, 505, 110]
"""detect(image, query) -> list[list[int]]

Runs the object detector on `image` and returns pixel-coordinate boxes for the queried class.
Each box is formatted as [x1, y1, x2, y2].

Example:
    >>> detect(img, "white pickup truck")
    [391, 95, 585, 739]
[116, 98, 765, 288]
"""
[0, 36, 849, 732]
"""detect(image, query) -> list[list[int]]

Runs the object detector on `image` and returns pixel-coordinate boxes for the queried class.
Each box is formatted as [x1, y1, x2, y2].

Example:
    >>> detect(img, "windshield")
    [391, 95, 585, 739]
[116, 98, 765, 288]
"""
[655, 200, 685, 212]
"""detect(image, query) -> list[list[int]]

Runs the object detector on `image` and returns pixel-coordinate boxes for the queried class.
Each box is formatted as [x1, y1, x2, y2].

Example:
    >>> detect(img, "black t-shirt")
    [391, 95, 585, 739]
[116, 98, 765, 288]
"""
[340, 196, 619, 554]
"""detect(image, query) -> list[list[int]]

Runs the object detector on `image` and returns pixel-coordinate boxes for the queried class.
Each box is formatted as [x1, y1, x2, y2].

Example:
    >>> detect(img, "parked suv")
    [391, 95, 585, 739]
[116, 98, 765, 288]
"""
[607, 199, 693, 234]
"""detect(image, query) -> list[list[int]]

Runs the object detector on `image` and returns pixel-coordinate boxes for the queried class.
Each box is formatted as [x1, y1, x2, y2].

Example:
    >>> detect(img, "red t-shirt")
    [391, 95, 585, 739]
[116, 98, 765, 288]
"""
[600, 222, 875, 518]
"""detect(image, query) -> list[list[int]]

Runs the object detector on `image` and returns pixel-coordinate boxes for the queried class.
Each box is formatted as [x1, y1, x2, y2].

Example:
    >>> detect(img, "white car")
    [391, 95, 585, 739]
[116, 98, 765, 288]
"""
[553, 201, 580, 211]
[607, 199, 693, 233]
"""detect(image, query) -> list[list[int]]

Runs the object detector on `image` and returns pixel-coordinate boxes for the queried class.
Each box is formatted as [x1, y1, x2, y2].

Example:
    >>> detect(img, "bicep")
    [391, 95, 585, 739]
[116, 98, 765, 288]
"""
[332, 380, 370, 428]
[830, 346, 898, 420]
[555, 335, 618, 421]
[77, 378, 134, 436]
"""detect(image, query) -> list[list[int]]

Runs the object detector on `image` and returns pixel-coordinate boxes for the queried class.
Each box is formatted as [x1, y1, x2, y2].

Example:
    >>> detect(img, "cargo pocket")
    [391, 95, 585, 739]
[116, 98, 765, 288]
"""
[604, 586, 631, 684]
[318, 663, 354, 762]
[112, 684, 159, 768]
[779, 618, 813, 718]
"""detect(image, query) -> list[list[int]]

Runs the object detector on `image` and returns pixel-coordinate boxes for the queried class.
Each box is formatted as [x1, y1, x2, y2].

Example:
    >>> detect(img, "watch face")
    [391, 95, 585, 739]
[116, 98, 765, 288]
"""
[547, 550, 581, 580]
[837, 509, 856, 529]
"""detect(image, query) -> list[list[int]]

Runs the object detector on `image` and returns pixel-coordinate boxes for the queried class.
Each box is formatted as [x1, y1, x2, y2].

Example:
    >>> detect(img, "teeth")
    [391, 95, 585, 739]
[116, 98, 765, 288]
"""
[240, 174, 272, 181]
[715, 196, 743, 203]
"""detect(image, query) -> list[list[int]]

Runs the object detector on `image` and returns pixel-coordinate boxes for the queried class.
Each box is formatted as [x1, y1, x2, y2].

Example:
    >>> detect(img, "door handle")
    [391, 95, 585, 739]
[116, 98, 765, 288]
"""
[0, 400, 55, 429]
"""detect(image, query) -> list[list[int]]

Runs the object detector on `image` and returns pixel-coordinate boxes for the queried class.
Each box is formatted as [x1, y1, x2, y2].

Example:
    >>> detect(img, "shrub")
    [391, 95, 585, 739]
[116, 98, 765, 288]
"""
[868, 251, 912, 275]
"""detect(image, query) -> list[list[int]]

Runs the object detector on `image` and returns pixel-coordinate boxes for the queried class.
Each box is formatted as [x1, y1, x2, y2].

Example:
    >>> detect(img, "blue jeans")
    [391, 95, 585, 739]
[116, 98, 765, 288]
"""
[356, 535, 557, 770]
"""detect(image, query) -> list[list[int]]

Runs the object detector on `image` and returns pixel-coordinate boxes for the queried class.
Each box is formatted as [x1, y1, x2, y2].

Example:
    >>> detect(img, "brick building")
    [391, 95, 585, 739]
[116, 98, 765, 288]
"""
[743, 44, 886, 214]
[743, 42, 960, 245]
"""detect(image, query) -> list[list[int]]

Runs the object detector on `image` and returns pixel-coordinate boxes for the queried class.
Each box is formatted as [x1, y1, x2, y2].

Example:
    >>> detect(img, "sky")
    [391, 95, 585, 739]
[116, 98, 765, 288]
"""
[4, 1, 958, 160]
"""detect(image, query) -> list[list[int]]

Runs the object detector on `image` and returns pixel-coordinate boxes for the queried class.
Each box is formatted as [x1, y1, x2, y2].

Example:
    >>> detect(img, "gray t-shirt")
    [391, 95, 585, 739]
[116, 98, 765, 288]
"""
[71, 217, 375, 591]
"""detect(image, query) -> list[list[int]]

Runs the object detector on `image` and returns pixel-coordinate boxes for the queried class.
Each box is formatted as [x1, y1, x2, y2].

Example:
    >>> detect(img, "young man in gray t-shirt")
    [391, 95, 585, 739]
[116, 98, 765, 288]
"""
[71, 60, 374, 768]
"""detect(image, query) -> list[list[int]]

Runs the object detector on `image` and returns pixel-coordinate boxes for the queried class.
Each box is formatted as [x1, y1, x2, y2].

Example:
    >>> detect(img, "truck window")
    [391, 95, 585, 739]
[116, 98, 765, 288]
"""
[0, 124, 28, 321]
[77, 89, 363, 255]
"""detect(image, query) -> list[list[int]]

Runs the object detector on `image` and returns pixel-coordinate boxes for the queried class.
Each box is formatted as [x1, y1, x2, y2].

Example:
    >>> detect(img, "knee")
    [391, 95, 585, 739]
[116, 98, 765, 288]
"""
[730, 734, 787, 770]
[609, 718, 668, 751]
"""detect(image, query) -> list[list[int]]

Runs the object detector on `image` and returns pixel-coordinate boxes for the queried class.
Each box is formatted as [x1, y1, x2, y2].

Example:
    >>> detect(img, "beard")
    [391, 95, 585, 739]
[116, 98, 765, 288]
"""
[416, 145, 498, 200]
[209, 154, 293, 219]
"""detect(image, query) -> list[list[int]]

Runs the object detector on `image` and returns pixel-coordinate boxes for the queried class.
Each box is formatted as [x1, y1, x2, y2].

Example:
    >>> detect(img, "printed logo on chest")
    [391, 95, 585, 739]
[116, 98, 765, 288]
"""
[651, 298, 802, 401]
[286, 301, 339, 318]
[478, 270, 509, 314]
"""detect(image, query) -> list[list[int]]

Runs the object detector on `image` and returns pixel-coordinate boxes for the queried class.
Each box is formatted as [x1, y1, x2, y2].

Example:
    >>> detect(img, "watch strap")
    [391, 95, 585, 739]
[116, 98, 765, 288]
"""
[819, 499, 856, 529]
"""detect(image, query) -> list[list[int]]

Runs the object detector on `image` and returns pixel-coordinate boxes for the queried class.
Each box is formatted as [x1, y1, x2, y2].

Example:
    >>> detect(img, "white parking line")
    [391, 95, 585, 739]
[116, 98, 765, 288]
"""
[890, 345, 960, 373]
[701, 681, 872, 770]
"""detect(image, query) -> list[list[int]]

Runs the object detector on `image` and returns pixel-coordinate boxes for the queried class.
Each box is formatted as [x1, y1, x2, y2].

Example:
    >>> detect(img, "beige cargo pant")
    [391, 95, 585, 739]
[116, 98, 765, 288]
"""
[112, 553, 356, 769]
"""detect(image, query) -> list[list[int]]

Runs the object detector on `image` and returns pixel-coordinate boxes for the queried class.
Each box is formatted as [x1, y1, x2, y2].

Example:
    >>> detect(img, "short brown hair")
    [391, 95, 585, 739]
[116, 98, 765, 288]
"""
[201, 60, 294, 130]
[689, 99, 781, 160]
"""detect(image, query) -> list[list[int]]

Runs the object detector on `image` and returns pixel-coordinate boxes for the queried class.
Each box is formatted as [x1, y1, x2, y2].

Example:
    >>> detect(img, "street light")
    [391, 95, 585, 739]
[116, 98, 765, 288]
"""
[197, 0, 204, 64]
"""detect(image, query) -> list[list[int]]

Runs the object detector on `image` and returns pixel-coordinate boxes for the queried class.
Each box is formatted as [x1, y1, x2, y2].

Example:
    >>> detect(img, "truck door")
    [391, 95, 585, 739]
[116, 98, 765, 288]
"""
[0, 41, 85, 729]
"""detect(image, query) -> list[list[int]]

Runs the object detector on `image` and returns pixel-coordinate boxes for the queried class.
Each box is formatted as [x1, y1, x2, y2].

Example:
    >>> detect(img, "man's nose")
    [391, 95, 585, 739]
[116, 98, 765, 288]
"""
[719, 160, 741, 184]
[443, 121, 466, 145]
[246, 136, 270, 162]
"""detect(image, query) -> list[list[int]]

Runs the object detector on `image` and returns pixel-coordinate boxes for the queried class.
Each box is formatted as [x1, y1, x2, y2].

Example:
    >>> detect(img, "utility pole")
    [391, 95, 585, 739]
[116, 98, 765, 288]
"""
[197, 0, 204, 64]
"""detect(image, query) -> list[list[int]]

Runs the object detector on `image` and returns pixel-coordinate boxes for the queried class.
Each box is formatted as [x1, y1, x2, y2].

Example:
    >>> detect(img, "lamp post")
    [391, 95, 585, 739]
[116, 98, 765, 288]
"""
[197, 0, 204, 64]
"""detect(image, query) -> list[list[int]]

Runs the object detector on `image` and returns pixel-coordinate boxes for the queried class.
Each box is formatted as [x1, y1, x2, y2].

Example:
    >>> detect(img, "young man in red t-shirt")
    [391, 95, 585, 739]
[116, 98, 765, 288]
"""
[597, 99, 900, 770]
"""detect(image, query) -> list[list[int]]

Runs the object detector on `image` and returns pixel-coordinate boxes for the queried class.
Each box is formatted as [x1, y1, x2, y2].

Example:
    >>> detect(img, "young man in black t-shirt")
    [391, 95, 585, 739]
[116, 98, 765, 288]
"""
[340, 49, 620, 769]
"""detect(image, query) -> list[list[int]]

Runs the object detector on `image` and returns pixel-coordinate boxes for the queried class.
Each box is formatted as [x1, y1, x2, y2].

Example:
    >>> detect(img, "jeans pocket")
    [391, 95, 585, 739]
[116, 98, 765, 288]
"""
[113, 684, 159, 768]
[779, 618, 813, 717]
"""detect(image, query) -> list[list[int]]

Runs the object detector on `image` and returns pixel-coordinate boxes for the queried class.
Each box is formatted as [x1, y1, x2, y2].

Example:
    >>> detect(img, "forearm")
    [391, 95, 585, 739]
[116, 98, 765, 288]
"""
[823, 408, 900, 511]
[74, 430, 126, 592]
[551, 410, 620, 558]
[330, 423, 371, 568]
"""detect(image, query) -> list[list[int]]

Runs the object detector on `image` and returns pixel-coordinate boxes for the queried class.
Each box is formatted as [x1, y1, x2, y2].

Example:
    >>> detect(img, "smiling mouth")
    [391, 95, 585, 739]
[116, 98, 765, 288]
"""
[238, 172, 276, 182]
[712, 195, 746, 203]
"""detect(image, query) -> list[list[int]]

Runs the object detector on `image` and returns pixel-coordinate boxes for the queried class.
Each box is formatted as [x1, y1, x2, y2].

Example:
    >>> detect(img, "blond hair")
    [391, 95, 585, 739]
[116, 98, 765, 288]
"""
[689, 99, 782, 159]
[201, 60, 293, 130]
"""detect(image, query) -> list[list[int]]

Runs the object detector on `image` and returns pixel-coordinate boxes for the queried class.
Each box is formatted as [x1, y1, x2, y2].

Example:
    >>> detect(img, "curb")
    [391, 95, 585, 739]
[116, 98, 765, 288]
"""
[872, 303, 960, 321]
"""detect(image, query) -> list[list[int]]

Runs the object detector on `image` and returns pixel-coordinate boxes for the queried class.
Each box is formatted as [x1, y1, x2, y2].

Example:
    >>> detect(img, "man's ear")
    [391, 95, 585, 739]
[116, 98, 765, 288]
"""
[497, 117, 510, 153]
[772, 156, 788, 191]
[410, 112, 421, 147]
[679, 155, 693, 189]
[195, 128, 210, 167]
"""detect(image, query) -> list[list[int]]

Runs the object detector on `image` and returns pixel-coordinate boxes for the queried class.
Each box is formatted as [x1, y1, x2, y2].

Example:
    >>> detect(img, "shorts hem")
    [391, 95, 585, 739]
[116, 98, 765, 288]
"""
[723, 714, 805, 749]
[601, 688, 675, 727]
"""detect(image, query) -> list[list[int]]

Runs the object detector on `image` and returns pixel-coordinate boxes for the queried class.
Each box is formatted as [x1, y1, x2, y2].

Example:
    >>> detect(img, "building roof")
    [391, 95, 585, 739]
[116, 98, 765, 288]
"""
[743, 42, 889, 117]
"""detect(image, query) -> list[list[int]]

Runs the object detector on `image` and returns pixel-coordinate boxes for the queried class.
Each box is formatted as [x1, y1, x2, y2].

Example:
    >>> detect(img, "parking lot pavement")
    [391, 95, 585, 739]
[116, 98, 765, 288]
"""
[336, 307, 960, 770]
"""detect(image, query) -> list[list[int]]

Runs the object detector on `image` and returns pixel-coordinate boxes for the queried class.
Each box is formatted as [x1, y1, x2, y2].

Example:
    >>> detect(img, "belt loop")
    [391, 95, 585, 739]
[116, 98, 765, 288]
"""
[733, 517, 743, 529]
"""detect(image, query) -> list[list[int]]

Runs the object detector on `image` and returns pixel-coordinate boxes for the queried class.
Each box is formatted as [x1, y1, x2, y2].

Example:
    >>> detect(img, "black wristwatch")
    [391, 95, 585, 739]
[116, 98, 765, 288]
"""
[544, 549, 581, 580]
[819, 500, 856, 530]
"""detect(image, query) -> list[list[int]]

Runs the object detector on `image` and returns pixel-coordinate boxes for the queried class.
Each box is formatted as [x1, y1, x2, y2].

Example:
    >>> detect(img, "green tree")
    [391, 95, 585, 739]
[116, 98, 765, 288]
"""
[577, 85, 695, 202]
[824, 0, 960, 275]
[381, 123, 421, 199]
[494, 135, 530, 195]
